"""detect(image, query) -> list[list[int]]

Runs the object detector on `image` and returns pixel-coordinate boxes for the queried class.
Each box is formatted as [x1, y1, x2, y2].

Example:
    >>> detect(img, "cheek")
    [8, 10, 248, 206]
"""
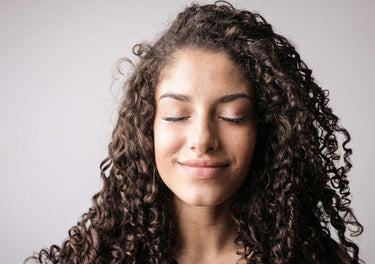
[237, 129, 257, 156]
[154, 122, 184, 166]
[224, 124, 257, 149]
[223, 125, 257, 170]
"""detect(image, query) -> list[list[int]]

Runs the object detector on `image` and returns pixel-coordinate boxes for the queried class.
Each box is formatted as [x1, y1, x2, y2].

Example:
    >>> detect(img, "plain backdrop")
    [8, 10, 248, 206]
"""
[0, 0, 373, 263]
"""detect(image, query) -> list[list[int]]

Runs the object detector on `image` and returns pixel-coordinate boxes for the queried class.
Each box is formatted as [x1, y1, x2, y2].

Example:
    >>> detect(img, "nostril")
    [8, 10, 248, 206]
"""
[188, 134, 219, 153]
[187, 119, 219, 152]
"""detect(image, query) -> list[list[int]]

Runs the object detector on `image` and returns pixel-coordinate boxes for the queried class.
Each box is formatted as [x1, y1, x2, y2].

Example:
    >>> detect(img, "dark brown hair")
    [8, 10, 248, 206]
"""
[26, 1, 363, 263]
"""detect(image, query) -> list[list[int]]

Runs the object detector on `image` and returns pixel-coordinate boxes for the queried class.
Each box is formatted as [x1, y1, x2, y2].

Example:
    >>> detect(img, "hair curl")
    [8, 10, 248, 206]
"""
[26, 1, 364, 263]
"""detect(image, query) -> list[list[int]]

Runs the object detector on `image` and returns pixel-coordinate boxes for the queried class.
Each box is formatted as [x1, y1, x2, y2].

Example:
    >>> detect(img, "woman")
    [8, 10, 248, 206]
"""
[26, 1, 364, 263]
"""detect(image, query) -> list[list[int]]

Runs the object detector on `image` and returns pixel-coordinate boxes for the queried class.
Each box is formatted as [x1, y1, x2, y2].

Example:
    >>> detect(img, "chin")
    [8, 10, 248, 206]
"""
[175, 189, 233, 207]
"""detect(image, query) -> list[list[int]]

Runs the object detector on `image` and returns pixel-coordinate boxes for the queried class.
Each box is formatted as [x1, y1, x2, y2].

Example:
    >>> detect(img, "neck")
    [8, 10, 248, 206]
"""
[172, 195, 240, 263]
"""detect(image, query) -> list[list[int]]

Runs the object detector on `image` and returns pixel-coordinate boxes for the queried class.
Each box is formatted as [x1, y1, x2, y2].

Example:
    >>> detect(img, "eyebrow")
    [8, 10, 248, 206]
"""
[158, 93, 252, 104]
[216, 93, 252, 104]
[159, 93, 191, 102]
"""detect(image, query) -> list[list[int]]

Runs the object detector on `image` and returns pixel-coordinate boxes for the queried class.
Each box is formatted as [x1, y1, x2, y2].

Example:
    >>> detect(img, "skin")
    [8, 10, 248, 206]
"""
[153, 48, 257, 263]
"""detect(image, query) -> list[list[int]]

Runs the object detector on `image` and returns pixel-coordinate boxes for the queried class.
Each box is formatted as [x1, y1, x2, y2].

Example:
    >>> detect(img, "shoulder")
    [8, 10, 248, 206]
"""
[337, 244, 352, 264]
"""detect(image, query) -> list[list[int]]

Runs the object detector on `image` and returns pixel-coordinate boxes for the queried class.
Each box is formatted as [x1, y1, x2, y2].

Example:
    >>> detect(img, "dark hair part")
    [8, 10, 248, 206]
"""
[26, 1, 363, 263]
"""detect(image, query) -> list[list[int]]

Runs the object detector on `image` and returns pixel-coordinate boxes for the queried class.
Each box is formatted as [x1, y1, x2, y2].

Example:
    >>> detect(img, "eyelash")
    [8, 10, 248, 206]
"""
[162, 117, 187, 122]
[162, 116, 246, 124]
[219, 117, 246, 124]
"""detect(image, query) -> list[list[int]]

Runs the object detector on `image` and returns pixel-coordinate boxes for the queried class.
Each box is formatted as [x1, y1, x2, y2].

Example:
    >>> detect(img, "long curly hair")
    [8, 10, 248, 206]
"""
[26, 1, 364, 263]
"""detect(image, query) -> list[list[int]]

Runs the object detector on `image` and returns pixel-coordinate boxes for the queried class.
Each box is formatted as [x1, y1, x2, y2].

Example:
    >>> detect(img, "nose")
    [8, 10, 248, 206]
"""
[188, 115, 219, 153]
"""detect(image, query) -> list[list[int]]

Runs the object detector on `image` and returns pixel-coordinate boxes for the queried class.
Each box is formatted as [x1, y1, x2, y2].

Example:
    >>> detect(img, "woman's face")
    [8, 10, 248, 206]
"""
[153, 48, 257, 207]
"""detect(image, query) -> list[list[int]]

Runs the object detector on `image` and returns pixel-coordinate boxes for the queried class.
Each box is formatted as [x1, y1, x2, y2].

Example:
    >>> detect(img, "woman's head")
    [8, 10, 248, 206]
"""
[28, 2, 363, 264]
[109, 1, 269, 202]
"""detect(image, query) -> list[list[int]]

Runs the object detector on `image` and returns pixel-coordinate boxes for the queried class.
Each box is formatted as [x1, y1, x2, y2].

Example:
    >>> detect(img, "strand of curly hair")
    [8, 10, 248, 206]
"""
[26, 1, 363, 263]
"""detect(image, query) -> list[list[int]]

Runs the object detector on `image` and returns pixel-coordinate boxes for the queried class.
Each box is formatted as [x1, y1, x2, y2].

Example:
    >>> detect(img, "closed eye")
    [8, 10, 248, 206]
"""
[162, 116, 189, 122]
[219, 117, 246, 124]
[162, 116, 246, 124]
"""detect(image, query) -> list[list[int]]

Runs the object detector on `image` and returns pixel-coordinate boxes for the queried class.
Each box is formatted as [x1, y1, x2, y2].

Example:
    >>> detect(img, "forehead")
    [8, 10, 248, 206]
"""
[156, 48, 251, 97]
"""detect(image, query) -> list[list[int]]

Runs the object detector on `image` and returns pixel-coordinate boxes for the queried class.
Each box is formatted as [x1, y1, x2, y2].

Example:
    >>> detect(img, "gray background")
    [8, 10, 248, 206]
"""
[0, 0, 373, 263]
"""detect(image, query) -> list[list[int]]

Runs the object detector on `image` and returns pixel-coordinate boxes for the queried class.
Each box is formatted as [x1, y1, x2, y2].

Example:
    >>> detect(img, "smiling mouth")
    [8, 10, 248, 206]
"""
[178, 159, 229, 179]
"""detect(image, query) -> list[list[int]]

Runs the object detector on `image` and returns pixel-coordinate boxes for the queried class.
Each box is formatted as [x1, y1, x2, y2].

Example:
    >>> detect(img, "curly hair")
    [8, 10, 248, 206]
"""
[26, 1, 364, 263]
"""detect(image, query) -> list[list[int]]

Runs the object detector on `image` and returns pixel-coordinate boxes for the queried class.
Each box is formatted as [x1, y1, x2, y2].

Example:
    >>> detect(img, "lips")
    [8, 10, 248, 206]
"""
[178, 159, 229, 179]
